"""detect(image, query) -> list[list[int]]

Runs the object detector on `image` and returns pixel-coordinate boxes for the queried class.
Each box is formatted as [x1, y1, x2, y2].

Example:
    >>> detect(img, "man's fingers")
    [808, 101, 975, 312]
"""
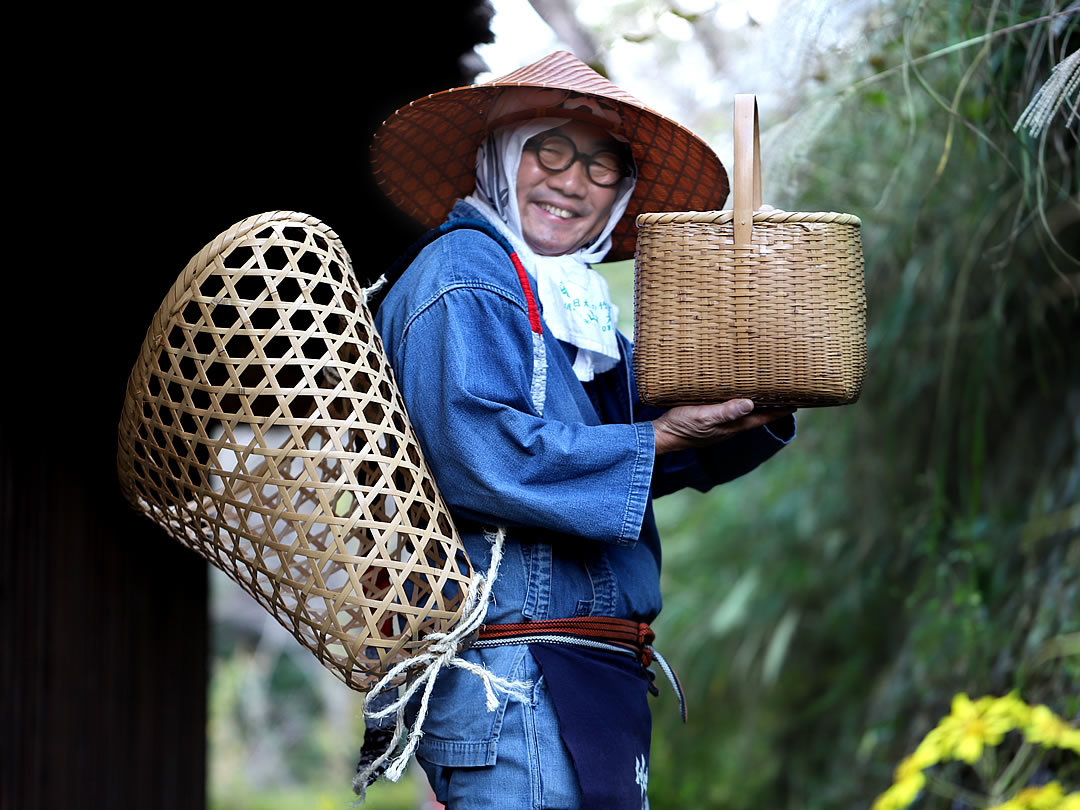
[699, 398, 754, 425]
[676, 399, 752, 426]
[699, 405, 794, 432]
[653, 401, 795, 454]
[732, 398, 754, 417]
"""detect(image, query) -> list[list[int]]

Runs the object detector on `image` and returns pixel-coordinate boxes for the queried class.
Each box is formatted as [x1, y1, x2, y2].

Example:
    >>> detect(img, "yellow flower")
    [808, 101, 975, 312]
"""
[878, 693, 1078, 810]
[940, 693, 1012, 763]
[872, 773, 926, 810]
[1025, 704, 1073, 748]
[980, 694, 1027, 734]
[988, 783, 1065, 810]
[1060, 727, 1080, 755]
[914, 726, 948, 763]
[895, 736, 943, 782]
[893, 754, 919, 783]
[1023, 782, 1063, 809]
[995, 692, 1033, 727]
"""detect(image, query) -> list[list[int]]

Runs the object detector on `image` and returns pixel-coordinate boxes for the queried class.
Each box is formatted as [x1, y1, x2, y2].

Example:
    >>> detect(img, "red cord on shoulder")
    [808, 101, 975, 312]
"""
[508, 252, 543, 335]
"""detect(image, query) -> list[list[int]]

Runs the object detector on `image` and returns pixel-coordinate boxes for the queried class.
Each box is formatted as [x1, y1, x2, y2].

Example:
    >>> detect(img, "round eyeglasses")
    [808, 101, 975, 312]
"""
[523, 133, 632, 187]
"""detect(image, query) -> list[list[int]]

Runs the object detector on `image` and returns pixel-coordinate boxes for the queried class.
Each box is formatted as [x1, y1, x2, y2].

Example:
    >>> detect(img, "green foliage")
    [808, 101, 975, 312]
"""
[623, 1, 1079, 808]
[209, 782, 416, 810]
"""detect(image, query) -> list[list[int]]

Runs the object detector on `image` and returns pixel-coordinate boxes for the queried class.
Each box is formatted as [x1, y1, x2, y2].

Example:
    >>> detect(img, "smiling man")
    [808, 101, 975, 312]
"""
[516, 122, 626, 256]
[362, 51, 795, 809]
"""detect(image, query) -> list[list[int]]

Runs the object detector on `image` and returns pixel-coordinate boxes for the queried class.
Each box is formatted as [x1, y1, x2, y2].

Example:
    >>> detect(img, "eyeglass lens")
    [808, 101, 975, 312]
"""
[533, 135, 624, 186]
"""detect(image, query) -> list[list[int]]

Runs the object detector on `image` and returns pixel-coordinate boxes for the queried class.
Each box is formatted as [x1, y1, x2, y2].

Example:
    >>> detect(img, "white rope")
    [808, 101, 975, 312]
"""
[352, 528, 532, 798]
[358, 274, 388, 305]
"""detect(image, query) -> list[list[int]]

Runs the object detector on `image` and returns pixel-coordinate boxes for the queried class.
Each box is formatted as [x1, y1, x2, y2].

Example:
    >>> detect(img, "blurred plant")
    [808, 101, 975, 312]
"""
[207, 571, 424, 810]
[872, 693, 1080, 810]
[1015, 48, 1079, 139]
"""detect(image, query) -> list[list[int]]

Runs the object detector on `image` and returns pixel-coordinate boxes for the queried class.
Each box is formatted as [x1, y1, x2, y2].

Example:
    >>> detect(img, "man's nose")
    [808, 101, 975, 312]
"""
[548, 158, 590, 196]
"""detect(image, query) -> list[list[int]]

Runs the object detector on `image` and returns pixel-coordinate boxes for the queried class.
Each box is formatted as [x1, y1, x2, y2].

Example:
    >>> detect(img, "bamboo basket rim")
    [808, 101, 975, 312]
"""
[636, 209, 862, 226]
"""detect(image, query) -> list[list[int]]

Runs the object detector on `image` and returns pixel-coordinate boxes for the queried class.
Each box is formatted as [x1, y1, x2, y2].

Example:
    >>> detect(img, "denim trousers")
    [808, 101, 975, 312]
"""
[416, 646, 584, 809]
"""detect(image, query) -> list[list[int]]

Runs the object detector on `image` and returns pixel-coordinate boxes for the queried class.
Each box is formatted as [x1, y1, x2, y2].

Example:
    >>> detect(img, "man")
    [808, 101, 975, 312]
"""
[362, 51, 794, 809]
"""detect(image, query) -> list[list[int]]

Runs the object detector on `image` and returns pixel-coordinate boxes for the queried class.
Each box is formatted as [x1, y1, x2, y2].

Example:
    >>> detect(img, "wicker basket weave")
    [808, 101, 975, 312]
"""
[633, 95, 866, 407]
[116, 211, 472, 692]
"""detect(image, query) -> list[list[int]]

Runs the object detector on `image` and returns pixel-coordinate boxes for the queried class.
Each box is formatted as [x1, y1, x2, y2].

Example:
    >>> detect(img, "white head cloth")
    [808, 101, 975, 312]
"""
[463, 116, 636, 381]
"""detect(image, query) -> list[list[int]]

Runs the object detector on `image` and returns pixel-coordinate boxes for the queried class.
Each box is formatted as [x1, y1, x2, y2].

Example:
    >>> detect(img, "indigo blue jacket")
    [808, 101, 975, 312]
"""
[373, 202, 794, 767]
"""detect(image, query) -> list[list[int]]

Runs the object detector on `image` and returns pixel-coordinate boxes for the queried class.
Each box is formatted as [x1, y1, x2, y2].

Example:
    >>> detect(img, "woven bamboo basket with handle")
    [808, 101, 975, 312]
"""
[116, 211, 472, 692]
[633, 94, 866, 407]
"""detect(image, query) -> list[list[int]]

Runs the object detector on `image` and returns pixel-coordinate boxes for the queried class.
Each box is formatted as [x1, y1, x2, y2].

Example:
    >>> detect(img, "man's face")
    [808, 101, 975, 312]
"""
[516, 121, 621, 256]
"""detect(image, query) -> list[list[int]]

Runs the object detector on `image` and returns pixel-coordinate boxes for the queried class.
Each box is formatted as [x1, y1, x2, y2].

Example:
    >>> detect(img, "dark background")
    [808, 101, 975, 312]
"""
[4, 6, 494, 807]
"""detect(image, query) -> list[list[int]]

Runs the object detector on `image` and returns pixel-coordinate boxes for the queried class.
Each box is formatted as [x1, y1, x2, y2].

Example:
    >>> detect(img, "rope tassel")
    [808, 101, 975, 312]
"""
[352, 528, 532, 799]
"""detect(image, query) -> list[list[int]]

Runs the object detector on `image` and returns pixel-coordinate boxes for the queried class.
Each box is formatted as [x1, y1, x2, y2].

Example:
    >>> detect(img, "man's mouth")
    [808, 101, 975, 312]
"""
[536, 202, 577, 220]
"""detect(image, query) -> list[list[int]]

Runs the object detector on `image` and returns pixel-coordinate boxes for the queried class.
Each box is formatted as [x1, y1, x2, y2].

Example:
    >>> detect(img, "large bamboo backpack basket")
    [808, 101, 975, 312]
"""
[116, 211, 472, 692]
[634, 95, 867, 407]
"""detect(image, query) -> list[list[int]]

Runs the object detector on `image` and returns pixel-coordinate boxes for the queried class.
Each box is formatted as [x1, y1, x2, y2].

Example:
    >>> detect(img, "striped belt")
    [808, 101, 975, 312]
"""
[474, 616, 687, 722]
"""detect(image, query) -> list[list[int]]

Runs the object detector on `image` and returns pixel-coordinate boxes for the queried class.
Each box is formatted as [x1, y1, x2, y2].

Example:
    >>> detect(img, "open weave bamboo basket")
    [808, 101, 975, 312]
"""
[634, 95, 866, 407]
[116, 211, 472, 692]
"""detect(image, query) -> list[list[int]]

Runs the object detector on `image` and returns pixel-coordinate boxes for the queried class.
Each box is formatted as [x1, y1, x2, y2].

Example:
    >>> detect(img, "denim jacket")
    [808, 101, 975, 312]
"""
[373, 202, 794, 767]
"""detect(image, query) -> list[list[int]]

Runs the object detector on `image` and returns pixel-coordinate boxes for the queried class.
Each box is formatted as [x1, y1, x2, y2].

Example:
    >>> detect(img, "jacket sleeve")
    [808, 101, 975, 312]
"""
[392, 275, 655, 548]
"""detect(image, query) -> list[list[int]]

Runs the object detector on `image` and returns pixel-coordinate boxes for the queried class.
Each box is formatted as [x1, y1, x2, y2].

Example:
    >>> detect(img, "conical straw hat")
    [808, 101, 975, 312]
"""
[371, 50, 729, 261]
[117, 211, 472, 691]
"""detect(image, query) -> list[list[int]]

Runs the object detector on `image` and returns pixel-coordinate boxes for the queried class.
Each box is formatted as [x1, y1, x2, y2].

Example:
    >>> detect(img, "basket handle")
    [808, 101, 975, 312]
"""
[733, 94, 762, 249]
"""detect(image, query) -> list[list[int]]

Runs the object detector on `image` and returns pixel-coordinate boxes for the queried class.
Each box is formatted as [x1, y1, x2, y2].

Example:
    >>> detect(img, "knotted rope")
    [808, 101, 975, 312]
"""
[352, 527, 532, 799]
[358, 274, 387, 305]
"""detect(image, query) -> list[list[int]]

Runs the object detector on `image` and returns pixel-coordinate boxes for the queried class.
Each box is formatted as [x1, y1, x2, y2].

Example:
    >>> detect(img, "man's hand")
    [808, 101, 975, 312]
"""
[652, 399, 794, 455]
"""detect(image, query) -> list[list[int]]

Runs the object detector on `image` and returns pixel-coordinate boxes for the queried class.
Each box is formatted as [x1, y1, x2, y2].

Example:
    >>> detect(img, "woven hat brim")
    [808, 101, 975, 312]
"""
[371, 54, 729, 262]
